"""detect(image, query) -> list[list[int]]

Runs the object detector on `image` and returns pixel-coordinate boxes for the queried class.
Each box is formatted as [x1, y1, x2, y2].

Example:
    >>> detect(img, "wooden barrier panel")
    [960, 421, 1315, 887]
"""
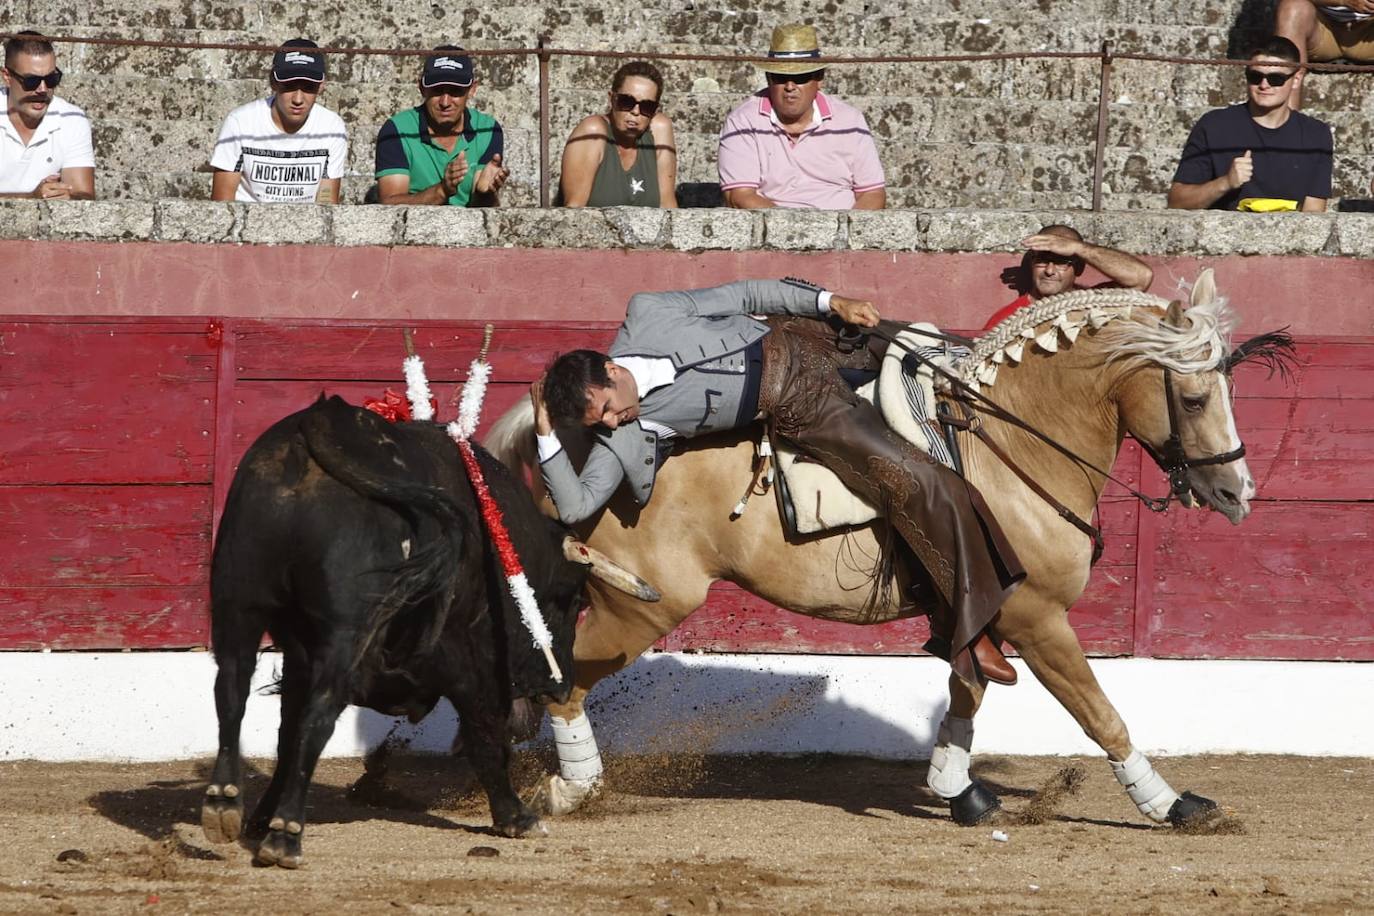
[1, 316, 1368, 660]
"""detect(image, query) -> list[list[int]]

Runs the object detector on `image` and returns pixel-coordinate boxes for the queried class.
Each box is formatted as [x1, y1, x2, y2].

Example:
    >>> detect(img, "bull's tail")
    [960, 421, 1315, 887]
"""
[299, 397, 474, 668]
[484, 395, 540, 486]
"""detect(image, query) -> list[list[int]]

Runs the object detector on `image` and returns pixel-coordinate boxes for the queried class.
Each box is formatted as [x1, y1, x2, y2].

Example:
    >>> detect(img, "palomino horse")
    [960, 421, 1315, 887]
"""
[486, 272, 1291, 827]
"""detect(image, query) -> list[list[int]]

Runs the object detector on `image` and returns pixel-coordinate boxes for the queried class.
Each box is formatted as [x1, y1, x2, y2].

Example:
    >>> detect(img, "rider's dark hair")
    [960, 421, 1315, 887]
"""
[543, 349, 613, 427]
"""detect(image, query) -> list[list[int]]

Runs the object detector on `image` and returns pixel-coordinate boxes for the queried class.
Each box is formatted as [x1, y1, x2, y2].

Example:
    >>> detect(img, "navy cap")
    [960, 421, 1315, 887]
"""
[422, 45, 474, 89]
[271, 38, 325, 83]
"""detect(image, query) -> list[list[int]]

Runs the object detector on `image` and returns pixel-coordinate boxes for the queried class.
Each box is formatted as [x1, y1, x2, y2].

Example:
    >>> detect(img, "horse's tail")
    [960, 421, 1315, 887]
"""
[484, 394, 544, 498]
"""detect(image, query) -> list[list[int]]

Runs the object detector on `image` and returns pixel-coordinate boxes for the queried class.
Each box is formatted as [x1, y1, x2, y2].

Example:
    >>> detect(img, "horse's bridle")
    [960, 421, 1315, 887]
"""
[1134, 367, 1246, 504]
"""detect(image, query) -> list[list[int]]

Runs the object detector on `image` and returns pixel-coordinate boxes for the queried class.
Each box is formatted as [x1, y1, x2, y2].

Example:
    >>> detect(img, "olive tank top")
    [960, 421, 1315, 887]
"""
[585, 124, 660, 207]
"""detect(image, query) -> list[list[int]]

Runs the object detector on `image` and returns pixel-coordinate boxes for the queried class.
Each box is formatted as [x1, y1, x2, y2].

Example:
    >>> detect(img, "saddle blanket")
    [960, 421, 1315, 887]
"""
[772, 323, 968, 534]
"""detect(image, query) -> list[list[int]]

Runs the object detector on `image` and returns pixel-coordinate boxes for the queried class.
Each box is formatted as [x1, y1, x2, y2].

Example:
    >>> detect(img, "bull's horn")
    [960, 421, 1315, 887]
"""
[563, 537, 662, 602]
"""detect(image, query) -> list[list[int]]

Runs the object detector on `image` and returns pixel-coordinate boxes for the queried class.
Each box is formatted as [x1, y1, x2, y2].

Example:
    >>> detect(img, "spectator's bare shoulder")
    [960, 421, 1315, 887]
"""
[648, 112, 676, 146]
[568, 114, 613, 142]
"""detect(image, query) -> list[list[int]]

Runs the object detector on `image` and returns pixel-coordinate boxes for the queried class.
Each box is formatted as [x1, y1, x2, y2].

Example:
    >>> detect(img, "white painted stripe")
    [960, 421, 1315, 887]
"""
[1, 652, 1369, 762]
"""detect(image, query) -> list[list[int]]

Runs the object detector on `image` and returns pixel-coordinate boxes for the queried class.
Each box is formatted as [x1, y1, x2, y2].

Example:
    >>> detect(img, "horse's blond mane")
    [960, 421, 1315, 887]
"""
[961, 281, 1237, 390]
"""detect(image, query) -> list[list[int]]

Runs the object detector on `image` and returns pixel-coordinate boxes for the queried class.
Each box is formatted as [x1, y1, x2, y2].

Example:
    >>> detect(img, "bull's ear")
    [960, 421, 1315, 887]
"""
[1190, 268, 1217, 309]
[1164, 299, 1187, 329]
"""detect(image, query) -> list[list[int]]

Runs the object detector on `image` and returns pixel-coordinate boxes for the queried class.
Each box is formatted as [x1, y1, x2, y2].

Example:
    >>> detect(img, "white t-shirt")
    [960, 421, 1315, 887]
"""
[0, 88, 96, 194]
[210, 97, 348, 203]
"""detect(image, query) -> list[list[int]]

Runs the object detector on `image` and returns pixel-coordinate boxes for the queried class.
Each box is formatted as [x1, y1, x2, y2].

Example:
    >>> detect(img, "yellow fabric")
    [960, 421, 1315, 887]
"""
[1237, 197, 1298, 212]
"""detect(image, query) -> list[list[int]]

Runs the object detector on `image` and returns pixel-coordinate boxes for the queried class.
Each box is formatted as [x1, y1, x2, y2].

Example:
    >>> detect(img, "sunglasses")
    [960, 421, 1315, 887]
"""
[767, 70, 824, 86]
[10, 68, 62, 91]
[612, 92, 659, 117]
[1244, 68, 1294, 88]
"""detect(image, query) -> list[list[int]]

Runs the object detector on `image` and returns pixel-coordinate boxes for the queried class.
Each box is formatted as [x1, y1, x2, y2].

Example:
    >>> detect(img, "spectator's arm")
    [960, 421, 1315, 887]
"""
[724, 186, 776, 208]
[316, 178, 341, 204]
[0, 173, 90, 200]
[375, 117, 452, 205]
[320, 123, 347, 204]
[1300, 196, 1328, 212]
[719, 105, 770, 208]
[559, 115, 609, 207]
[651, 113, 678, 208]
[54, 167, 95, 200]
[377, 172, 451, 205]
[210, 169, 241, 201]
[853, 187, 885, 210]
[850, 114, 886, 210]
[1167, 177, 1233, 209]
[1079, 241, 1152, 290]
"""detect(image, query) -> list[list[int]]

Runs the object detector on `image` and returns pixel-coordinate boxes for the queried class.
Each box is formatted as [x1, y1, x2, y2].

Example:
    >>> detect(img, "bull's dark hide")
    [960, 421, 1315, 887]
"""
[203, 395, 582, 866]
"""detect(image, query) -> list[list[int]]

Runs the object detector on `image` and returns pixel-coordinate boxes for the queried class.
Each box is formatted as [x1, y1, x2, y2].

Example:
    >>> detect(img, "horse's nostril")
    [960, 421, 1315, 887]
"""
[1219, 489, 1237, 504]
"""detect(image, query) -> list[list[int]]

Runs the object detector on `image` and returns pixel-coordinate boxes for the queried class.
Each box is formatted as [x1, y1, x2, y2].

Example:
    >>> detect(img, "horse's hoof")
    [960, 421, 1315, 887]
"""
[253, 822, 304, 869]
[950, 781, 1003, 827]
[526, 774, 600, 817]
[200, 789, 243, 844]
[1168, 791, 1220, 828]
[494, 810, 548, 838]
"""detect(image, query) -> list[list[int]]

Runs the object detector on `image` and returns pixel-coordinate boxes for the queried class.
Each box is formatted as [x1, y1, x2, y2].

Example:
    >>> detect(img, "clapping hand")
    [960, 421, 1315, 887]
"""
[475, 153, 510, 195]
[440, 152, 470, 198]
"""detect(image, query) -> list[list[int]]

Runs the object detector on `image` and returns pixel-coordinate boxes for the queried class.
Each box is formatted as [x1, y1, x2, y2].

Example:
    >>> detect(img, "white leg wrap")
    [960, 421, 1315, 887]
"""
[1111, 748, 1180, 823]
[927, 715, 975, 799]
[551, 713, 604, 784]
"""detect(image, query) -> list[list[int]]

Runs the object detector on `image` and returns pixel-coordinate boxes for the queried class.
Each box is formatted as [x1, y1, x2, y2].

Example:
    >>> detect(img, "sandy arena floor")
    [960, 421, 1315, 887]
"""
[0, 751, 1370, 914]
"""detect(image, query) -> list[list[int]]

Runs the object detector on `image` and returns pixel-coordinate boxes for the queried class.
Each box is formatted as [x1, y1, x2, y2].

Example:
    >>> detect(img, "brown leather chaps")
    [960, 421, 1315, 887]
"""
[757, 317, 1026, 685]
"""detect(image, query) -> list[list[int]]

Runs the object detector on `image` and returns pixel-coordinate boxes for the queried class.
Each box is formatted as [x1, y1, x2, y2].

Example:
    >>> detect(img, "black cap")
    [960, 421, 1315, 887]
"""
[271, 38, 326, 83]
[422, 45, 474, 89]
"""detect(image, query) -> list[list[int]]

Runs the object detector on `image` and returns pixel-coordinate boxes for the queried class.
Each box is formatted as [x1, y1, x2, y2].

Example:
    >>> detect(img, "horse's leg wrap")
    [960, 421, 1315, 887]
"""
[552, 713, 603, 784]
[528, 714, 605, 817]
[1111, 748, 1181, 823]
[927, 715, 975, 799]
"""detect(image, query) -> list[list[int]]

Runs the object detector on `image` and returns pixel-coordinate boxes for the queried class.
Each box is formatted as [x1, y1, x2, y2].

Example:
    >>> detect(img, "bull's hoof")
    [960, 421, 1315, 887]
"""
[950, 781, 1003, 827]
[526, 774, 600, 817]
[1168, 791, 1221, 828]
[493, 809, 548, 839]
[253, 820, 304, 869]
[201, 786, 244, 844]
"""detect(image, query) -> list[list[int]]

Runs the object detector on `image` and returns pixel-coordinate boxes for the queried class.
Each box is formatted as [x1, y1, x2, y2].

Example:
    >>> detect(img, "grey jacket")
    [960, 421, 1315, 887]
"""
[541, 278, 825, 522]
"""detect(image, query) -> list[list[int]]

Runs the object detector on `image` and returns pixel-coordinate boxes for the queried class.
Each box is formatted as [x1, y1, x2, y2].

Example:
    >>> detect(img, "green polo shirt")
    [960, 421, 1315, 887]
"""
[374, 105, 504, 207]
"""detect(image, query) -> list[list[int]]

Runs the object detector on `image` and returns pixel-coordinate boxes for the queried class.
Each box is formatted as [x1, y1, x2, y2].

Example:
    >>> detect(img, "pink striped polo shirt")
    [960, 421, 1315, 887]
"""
[717, 90, 885, 210]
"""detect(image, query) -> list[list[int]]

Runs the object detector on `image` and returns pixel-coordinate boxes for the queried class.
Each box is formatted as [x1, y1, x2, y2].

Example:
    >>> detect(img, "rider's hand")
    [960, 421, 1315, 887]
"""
[829, 294, 880, 328]
[530, 374, 553, 435]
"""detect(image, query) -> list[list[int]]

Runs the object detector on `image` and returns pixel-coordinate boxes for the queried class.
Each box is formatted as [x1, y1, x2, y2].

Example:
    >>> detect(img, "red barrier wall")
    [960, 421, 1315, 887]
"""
[2, 242, 1370, 657]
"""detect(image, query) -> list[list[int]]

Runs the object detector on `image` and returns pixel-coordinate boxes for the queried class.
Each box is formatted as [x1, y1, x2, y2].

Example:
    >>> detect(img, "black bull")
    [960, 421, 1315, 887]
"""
[201, 395, 650, 867]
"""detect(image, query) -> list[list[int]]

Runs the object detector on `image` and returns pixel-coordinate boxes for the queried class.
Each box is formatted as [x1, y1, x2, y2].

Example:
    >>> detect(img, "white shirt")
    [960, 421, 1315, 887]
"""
[0, 88, 95, 194]
[210, 97, 348, 203]
[536, 291, 834, 461]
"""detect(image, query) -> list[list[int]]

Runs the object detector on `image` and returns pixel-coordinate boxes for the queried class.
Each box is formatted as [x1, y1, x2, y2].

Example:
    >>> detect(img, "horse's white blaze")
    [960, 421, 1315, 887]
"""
[1218, 376, 1256, 501]
[551, 713, 604, 784]
[1111, 748, 1181, 823]
[926, 715, 975, 799]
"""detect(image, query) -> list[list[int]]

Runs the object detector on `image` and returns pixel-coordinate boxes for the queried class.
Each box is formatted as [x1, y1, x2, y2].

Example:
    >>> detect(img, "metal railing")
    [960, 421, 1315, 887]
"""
[6, 32, 1372, 210]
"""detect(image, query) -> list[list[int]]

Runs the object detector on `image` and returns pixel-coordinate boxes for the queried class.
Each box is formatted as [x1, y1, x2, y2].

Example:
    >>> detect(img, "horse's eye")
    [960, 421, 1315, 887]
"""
[1182, 395, 1207, 413]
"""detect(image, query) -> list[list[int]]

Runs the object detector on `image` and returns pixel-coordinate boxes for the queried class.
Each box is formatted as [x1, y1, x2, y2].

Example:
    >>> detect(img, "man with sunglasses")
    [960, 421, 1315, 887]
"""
[1167, 37, 1332, 212]
[983, 225, 1153, 330]
[718, 24, 885, 210]
[209, 39, 348, 204]
[1, 31, 94, 200]
[375, 46, 509, 207]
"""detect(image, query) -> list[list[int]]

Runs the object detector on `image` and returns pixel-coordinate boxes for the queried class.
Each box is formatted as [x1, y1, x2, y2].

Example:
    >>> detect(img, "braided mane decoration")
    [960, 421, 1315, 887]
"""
[959, 284, 1236, 391]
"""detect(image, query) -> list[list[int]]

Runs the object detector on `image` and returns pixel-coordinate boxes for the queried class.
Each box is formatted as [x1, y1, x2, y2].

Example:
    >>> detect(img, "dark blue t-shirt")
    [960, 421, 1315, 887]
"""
[1172, 104, 1332, 210]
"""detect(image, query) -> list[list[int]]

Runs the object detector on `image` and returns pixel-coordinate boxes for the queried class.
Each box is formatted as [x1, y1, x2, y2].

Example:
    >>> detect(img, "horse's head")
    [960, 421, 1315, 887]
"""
[1111, 270, 1292, 526]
